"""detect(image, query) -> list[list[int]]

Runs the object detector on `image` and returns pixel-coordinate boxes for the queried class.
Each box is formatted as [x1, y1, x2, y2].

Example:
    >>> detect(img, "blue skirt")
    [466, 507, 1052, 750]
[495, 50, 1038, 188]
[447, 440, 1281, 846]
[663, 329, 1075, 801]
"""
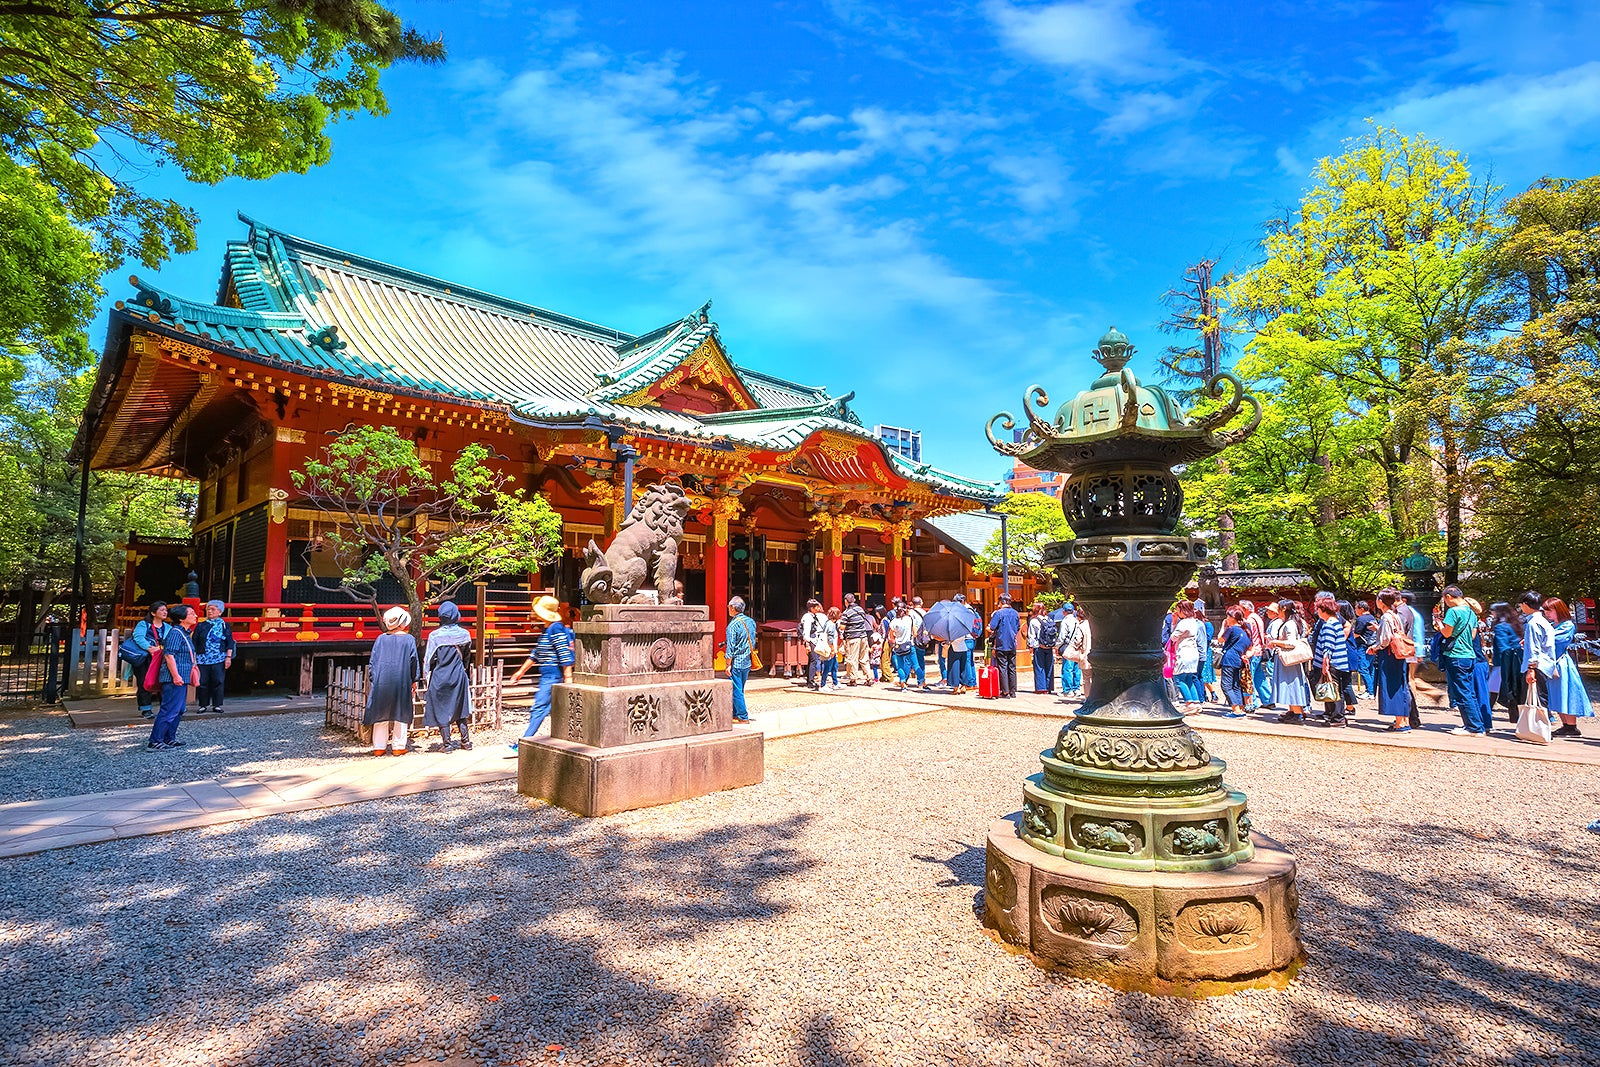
[1273, 657, 1312, 707]
[1550, 655, 1595, 717]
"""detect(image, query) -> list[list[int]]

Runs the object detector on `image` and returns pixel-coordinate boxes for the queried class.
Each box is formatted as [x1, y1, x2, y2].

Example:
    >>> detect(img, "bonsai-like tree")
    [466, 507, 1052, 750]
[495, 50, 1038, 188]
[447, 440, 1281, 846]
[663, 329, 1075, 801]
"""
[291, 425, 562, 635]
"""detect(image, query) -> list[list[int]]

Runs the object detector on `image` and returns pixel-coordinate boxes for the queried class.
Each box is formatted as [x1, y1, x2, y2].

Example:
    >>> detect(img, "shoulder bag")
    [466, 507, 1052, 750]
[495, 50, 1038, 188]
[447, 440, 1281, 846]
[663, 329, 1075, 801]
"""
[1279, 622, 1312, 667]
[1516, 688, 1553, 745]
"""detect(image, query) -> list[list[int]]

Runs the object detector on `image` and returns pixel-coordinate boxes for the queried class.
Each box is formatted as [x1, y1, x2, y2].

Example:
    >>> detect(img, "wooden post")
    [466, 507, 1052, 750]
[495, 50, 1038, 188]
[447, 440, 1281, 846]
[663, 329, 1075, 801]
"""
[299, 653, 314, 696]
[474, 580, 488, 671]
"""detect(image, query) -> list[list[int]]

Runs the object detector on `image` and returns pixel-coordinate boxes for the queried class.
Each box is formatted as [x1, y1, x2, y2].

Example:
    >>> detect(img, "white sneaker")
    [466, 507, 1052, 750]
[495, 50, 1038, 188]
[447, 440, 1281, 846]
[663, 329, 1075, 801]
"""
[1448, 726, 1472, 736]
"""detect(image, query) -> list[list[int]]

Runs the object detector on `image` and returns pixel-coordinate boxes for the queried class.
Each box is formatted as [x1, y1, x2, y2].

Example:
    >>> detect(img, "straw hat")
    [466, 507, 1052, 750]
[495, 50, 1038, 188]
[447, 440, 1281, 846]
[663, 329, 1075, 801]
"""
[533, 595, 563, 623]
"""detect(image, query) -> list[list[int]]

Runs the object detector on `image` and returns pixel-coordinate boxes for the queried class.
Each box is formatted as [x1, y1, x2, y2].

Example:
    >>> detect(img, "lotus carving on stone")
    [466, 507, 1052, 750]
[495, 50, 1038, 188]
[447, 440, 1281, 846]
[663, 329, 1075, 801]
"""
[1047, 893, 1138, 945]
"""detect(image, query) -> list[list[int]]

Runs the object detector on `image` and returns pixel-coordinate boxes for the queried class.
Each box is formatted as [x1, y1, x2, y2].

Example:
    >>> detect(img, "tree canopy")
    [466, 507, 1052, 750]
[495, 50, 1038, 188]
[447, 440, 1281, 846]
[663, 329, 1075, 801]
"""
[291, 425, 563, 635]
[0, 0, 443, 356]
[973, 492, 1072, 584]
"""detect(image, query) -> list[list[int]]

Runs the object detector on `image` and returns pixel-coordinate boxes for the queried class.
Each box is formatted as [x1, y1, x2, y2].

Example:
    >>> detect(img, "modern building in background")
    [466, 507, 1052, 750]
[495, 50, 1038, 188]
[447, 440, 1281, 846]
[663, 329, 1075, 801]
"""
[1003, 430, 1062, 497]
[874, 424, 922, 462]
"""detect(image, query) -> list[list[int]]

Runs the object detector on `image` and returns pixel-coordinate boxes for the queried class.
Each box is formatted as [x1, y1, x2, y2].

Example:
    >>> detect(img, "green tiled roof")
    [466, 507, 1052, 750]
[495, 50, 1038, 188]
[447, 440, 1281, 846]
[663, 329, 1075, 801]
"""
[120, 215, 1001, 502]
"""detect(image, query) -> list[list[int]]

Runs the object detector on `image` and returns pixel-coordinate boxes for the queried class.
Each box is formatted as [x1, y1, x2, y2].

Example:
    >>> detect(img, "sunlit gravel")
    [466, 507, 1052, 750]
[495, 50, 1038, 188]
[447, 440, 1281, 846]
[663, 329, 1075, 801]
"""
[1, 711, 1596, 1067]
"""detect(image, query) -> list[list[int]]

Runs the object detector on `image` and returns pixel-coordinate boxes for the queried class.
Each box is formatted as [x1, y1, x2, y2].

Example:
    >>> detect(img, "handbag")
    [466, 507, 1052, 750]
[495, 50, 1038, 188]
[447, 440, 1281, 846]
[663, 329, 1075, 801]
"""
[1516, 690, 1553, 745]
[1313, 678, 1341, 702]
[1279, 639, 1312, 667]
[142, 649, 164, 690]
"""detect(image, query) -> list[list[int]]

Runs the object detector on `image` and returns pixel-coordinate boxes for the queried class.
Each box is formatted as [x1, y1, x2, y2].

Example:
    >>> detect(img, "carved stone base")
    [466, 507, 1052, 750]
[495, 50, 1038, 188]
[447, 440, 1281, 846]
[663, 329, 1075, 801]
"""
[984, 814, 1304, 997]
[518, 729, 764, 817]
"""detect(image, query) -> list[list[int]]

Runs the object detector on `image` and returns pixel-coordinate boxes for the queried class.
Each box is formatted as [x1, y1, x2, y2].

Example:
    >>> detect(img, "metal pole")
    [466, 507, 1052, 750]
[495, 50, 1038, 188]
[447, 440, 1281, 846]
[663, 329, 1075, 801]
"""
[1000, 512, 1011, 600]
[70, 448, 91, 634]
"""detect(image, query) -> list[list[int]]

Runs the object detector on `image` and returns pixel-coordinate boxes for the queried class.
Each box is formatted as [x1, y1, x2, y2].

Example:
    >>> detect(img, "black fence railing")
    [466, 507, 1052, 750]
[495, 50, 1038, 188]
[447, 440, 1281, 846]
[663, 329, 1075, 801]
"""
[0, 631, 66, 706]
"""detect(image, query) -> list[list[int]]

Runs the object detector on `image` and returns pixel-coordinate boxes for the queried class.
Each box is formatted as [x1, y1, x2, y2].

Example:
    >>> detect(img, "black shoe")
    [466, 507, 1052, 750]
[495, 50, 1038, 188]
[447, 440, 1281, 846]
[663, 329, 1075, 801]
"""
[1277, 712, 1305, 724]
[1554, 724, 1582, 738]
[146, 742, 166, 750]
[166, 739, 185, 747]
[140, 710, 154, 718]
[459, 740, 474, 751]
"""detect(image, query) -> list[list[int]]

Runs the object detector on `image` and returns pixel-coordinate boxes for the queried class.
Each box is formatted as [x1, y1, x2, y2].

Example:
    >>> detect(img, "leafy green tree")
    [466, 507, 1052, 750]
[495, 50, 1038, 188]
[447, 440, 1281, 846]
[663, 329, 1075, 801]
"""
[0, 0, 444, 354]
[291, 425, 563, 636]
[1179, 345, 1403, 594]
[0, 355, 191, 642]
[1468, 177, 1600, 598]
[973, 492, 1073, 584]
[1226, 126, 1504, 577]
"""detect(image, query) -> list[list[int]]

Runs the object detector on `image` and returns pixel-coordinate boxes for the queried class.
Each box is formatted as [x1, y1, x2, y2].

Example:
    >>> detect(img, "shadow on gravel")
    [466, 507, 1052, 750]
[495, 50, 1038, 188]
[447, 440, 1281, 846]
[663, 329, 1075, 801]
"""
[915, 841, 987, 919]
[0, 796, 817, 1067]
[972, 816, 1600, 1067]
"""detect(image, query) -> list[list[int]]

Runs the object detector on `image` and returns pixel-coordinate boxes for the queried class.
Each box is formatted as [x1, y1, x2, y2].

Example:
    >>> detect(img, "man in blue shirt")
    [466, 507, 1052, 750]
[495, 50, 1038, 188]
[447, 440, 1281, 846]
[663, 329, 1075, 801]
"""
[149, 604, 198, 750]
[725, 595, 757, 722]
[988, 594, 1022, 699]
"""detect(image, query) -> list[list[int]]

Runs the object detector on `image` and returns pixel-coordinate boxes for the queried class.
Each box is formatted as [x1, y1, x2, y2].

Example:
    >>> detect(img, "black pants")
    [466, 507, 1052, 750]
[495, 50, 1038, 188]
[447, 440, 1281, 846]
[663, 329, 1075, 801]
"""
[994, 650, 1017, 697]
[1319, 667, 1351, 721]
[806, 650, 822, 689]
[197, 662, 227, 709]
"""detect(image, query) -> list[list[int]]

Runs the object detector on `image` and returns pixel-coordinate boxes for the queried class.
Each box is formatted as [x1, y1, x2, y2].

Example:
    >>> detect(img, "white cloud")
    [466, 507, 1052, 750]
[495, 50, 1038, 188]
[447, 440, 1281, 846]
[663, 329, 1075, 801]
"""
[988, 153, 1074, 215]
[1096, 89, 1204, 137]
[985, 0, 1173, 81]
[1370, 62, 1600, 162]
[792, 113, 843, 132]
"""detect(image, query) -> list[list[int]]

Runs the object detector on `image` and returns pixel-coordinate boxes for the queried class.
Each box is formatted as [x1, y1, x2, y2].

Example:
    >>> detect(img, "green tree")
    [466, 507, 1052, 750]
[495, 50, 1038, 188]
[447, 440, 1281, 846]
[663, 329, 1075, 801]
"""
[1226, 126, 1504, 577]
[291, 425, 563, 636]
[1179, 346, 1404, 594]
[0, 0, 444, 354]
[1468, 177, 1600, 598]
[0, 354, 191, 641]
[973, 492, 1073, 584]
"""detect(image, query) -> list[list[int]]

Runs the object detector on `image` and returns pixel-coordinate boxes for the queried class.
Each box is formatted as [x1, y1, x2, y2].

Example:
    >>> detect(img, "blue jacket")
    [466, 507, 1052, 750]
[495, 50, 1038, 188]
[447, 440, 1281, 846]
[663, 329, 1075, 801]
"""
[989, 607, 1021, 652]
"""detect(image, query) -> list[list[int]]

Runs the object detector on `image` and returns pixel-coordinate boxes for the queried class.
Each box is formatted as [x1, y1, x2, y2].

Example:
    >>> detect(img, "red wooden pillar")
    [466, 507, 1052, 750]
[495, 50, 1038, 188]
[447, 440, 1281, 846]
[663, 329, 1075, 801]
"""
[823, 523, 843, 608]
[262, 440, 294, 606]
[886, 526, 904, 603]
[709, 496, 739, 641]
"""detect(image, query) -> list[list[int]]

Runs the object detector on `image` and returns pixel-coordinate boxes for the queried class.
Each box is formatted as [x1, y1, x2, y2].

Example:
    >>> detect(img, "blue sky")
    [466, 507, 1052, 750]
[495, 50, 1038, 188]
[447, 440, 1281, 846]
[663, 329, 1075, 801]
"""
[120, 0, 1600, 482]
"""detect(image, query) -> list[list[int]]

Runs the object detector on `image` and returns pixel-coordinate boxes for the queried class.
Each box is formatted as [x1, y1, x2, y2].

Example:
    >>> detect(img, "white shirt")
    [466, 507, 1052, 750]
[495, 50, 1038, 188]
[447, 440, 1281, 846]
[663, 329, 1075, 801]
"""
[1172, 617, 1204, 674]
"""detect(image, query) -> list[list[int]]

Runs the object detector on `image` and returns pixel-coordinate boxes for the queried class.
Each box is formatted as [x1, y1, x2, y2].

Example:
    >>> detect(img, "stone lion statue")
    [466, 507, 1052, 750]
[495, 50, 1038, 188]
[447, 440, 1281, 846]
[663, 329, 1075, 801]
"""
[581, 483, 690, 604]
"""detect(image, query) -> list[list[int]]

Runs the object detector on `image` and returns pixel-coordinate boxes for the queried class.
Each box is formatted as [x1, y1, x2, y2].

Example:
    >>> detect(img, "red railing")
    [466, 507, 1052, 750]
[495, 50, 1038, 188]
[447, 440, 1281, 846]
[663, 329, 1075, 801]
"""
[113, 599, 549, 644]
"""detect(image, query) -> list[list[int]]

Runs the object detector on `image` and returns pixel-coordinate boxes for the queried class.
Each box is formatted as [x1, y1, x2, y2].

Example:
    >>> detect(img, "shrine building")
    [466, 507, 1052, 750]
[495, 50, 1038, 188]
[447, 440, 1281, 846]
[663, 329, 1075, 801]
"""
[73, 215, 1003, 662]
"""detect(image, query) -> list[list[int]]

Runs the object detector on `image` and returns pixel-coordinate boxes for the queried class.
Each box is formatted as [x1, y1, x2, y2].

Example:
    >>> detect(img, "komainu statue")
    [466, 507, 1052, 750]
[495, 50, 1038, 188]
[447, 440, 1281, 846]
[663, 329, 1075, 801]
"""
[581, 483, 690, 604]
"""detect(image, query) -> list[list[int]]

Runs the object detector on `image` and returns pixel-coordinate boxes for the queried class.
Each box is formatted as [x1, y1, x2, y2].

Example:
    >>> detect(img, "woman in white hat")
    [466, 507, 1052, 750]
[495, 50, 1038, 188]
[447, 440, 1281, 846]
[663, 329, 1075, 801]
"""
[364, 607, 419, 756]
[509, 596, 574, 750]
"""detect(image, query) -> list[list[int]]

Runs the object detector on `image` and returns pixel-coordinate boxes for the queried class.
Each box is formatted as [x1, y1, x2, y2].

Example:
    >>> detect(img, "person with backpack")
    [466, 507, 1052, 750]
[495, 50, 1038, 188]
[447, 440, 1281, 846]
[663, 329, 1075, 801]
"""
[1029, 602, 1058, 694]
[1399, 591, 1426, 728]
[1368, 588, 1415, 731]
[148, 604, 199, 751]
[798, 599, 826, 690]
[908, 596, 929, 691]
[838, 593, 873, 686]
[123, 601, 169, 719]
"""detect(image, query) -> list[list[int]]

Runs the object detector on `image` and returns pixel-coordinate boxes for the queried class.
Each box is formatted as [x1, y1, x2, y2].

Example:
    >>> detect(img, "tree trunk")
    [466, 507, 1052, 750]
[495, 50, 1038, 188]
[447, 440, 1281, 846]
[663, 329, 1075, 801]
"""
[1439, 420, 1463, 584]
[1218, 510, 1238, 572]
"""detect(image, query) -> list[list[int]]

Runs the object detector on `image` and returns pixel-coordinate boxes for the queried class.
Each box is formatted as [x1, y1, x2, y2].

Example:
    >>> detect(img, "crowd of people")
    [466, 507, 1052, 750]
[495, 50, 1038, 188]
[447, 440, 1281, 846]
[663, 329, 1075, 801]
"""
[1157, 587, 1594, 739]
[120, 580, 1593, 755]
[790, 592, 1093, 699]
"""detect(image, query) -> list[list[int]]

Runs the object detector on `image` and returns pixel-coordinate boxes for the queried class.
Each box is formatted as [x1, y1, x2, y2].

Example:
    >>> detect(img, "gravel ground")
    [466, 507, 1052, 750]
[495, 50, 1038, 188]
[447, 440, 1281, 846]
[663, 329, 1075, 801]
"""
[0, 711, 523, 805]
[1, 712, 1597, 1067]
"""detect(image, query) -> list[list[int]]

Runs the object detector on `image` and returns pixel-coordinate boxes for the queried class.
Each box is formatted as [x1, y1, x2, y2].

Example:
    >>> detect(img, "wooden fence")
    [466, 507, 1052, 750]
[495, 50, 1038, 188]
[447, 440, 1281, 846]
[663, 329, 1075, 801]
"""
[66, 629, 136, 698]
[325, 663, 505, 743]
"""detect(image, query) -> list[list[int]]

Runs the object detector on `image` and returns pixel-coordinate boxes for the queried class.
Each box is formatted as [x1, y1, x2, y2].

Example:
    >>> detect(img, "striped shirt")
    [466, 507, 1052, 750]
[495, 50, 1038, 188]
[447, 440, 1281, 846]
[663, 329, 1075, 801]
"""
[1313, 616, 1351, 672]
[531, 622, 574, 672]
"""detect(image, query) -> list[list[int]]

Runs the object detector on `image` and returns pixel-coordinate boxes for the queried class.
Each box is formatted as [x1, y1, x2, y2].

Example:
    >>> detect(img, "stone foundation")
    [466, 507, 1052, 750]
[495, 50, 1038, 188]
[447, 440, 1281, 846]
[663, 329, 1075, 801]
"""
[984, 814, 1304, 996]
[517, 603, 763, 816]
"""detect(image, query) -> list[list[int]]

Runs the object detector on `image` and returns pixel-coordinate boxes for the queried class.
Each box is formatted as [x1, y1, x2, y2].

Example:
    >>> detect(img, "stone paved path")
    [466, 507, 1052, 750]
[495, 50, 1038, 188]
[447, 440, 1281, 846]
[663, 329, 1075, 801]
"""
[0, 696, 934, 858]
[749, 674, 1600, 766]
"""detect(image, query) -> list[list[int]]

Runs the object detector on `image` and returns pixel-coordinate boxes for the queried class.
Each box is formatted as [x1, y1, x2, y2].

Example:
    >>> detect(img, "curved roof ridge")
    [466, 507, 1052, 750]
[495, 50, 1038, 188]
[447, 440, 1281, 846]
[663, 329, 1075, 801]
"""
[235, 212, 634, 344]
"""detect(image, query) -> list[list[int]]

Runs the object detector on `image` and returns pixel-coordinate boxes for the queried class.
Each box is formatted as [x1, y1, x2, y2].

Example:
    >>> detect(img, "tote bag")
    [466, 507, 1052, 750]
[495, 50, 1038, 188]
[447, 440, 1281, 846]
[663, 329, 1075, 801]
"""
[1516, 690, 1553, 745]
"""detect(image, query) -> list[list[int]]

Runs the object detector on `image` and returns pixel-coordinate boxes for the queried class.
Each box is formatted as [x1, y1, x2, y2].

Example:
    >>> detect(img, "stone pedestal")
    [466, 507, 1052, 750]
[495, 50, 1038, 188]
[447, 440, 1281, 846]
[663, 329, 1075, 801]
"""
[985, 814, 1304, 997]
[518, 604, 763, 816]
